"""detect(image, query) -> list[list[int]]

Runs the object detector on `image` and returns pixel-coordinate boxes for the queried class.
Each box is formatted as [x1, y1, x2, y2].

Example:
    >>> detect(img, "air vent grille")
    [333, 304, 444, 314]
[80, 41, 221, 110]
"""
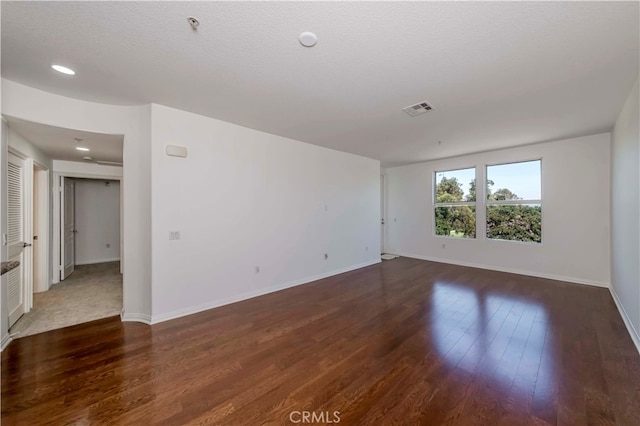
[403, 100, 434, 117]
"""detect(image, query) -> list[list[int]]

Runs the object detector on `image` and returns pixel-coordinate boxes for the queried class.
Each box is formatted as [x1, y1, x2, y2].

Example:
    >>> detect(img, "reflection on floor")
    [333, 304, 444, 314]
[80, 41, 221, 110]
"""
[2, 258, 638, 424]
[9, 262, 122, 338]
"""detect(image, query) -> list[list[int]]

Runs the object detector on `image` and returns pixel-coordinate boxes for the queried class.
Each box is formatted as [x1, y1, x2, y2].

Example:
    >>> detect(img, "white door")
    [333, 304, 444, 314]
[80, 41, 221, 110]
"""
[33, 168, 40, 291]
[380, 175, 385, 254]
[61, 177, 75, 280]
[7, 153, 26, 326]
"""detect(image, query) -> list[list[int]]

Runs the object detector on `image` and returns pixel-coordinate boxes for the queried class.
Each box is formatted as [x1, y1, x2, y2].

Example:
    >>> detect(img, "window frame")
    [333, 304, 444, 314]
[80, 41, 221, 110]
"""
[485, 159, 543, 244]
[433, 166, 477, 239]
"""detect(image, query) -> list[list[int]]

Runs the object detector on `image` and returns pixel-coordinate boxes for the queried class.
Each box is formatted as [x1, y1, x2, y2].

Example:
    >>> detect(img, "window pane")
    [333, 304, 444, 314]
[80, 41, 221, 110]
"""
[435, 168, 476, 202]
[486, 160, 541, 200]
[486, 204, 541, 243]
[435, 206, 476, 238]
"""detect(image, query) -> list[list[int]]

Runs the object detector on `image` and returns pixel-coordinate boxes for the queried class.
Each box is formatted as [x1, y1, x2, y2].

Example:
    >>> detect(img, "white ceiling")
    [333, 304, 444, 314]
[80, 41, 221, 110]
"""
[2, 1, 638, 166]
[4, 116, 124, 163]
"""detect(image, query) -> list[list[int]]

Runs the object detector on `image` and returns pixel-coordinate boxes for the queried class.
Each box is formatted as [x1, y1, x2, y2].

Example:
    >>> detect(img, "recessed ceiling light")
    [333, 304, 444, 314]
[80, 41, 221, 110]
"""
[76, 146, 90, 152]
[299, 32, 318, 47]
[51, 64, 75, 75]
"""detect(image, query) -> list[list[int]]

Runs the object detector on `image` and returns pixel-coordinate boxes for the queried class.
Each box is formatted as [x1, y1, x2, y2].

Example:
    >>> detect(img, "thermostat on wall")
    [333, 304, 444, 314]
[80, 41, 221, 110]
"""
[166, 145, 188, 158]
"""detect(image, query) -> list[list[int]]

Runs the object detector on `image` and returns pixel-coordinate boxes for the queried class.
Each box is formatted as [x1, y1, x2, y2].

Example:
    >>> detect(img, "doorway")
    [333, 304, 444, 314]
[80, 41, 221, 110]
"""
[10, 176, 123, 337]
[64, 178, 121, 273]
[6, 151, 49, 329]
[380, 174, 385, 254]
[33, 164, 49, 294]
[7, 152, 27, 327]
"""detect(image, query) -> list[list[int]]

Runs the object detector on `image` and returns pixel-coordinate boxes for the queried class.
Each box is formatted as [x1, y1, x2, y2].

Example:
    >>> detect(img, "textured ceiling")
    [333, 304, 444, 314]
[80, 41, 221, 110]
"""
[5, 116, 123, 163]
[2, 1, 638, 166]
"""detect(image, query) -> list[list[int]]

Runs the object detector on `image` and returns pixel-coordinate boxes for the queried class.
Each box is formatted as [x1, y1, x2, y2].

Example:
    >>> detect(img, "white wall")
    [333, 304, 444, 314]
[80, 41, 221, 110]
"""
[386, 133, 611, 286]
[7, 127, 52, 169]
[73, 179, 120, 265]
[1, 80, 380, 333]
[1, 79, 152, 324]
[611, 76, 640, 351]
[150, 104, 380, 321]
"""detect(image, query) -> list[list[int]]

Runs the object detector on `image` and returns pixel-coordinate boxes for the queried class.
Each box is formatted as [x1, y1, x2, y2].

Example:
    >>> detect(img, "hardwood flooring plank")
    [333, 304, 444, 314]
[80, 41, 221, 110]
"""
[3, 257, 639, 425]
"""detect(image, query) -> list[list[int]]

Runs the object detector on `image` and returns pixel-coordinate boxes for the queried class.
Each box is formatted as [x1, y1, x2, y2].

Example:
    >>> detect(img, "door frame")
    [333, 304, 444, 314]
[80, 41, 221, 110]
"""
[52, 171, 123, 284]
[380, 173, 386, 254]
[60, 177, 75, 280]
[7, 147, 35, 313]
[33, 163, 50, 294]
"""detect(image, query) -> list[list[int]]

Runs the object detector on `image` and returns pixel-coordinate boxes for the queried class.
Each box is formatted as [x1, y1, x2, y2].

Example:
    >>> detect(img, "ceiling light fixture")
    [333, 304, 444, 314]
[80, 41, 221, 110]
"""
[75, 146, 90, 152]
[299, 32, 318, 47]
[51, 64, 75, 75]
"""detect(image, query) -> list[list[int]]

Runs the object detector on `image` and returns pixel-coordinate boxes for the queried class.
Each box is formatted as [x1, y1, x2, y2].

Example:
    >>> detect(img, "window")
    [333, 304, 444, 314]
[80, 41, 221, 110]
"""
[486, 160, 542, 243]
[434, 167, 476, 238]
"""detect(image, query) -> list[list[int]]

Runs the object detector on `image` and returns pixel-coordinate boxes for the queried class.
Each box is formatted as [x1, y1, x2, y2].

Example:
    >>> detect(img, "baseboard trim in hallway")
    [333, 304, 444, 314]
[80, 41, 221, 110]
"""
[0, 335, 11, 352]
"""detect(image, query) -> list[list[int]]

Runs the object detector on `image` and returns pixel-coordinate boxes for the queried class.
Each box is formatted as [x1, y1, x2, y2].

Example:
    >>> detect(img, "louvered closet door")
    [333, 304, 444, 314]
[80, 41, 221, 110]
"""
[7, 153, 26, 326]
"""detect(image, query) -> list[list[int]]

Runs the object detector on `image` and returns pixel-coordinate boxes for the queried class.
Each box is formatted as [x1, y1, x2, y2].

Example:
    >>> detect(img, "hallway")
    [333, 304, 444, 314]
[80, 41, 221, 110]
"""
[9, 262, 122, 337]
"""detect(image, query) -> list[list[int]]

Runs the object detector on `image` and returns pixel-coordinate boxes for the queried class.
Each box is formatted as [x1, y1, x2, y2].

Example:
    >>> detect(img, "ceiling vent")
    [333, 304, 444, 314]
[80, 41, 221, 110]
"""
[96, 160, 123, 167]
[402, 100, 434, 117]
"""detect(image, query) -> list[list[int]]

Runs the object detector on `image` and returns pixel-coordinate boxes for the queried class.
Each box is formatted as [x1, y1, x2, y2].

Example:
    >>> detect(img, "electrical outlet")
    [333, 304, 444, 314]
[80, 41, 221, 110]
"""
[169, 231, 180, 240]
[324, 253, 328, 260]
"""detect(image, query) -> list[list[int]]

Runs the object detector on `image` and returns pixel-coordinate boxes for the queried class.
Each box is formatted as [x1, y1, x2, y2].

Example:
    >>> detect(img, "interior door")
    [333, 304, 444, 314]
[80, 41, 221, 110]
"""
[380, 175, 385, 254]
[61, 177, 75, 280]
[33, 167, 39, 291]
[7, 153, 26, 326]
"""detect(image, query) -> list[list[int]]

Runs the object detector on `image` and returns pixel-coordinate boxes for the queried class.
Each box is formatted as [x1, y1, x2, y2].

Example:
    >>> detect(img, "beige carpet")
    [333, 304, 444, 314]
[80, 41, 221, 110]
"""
[10, 262, 122, 338]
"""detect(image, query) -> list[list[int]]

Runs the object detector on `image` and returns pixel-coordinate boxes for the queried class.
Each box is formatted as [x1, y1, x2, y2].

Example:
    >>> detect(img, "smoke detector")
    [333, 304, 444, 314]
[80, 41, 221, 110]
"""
[299, 32, 318, 47]
[402, 100, 434, 117]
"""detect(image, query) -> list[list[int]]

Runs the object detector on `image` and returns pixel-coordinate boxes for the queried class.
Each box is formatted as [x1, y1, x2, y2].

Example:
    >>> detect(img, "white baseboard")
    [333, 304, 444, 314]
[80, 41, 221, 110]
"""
[150, 259, 381, 325]
[76, 258, 121, 266]
[1, 333, 12, 351]
[390, 251, 610, 288]
[609, 286, 640, 355]
[121, 312, 152, 325]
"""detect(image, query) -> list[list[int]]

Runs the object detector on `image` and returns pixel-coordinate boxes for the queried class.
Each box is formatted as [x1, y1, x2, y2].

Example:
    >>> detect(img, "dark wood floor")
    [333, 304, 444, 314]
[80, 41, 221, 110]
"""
[2, 257, 639, 425]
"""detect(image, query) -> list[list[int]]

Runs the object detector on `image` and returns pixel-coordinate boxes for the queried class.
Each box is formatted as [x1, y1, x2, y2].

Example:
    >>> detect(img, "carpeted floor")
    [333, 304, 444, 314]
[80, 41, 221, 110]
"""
[10, 262, 122, 338]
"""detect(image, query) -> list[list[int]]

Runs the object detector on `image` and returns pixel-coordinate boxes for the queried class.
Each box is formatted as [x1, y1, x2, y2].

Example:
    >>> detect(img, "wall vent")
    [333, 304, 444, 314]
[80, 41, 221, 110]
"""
[402, 100, 434, 117]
